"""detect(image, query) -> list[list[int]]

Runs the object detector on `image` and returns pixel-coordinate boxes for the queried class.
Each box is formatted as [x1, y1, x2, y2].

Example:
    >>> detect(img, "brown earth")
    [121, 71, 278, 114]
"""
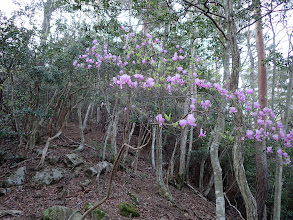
[0, 120, 242, 220]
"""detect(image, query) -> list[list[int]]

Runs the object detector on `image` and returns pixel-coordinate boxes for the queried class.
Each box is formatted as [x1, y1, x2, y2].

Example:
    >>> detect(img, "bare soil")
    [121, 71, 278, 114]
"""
[0, 121, 241, 220]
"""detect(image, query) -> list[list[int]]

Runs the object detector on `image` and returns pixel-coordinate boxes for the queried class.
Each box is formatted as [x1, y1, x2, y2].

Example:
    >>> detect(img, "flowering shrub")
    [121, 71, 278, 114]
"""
[73, 27, 292, 164]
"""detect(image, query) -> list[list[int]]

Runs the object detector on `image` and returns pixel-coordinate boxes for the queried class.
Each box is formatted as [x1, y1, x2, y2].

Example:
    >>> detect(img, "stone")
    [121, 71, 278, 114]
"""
[0, 151, 24, 165]
[118, 202, 140, 218]
[42, 205, 86, 220]
[32, 168, 64, 185]
[48, 156, 60, 165]
[0, 209, 23, 218]
[85, 161, 112, 177]
[64, 153, 83, 168]
[3, 167, 26, 187]
[0, 188, 11, 196]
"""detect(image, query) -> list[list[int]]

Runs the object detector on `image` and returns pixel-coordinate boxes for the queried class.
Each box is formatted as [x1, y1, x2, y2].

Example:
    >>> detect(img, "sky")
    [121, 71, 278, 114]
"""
[0, 0, 292, 58]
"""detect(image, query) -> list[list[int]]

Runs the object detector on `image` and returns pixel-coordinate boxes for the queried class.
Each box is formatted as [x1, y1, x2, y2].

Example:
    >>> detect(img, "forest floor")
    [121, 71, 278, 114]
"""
[0, 120, 242, 220]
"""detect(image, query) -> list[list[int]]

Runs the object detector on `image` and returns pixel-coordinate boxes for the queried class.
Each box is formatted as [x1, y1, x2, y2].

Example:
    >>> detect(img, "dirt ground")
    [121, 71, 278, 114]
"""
[0, 121, 242, 220]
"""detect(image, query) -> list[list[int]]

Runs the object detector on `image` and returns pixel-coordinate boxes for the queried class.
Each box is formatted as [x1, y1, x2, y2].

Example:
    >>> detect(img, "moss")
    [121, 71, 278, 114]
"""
[126, 191, 139, 206]
[93, 209, 109, 220]
[42, 209, 52, 220]
[84, 202, 93, 211]
[119, 202, 140, 218]
[84, 203, 109, 220]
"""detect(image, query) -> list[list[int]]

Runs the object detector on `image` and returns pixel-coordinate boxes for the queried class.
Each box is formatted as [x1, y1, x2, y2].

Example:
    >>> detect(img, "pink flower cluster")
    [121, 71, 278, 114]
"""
[74, 27, 292, 163]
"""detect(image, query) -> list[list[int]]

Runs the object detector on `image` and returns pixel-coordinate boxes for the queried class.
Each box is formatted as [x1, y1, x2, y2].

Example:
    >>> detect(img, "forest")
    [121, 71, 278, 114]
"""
[0, 0, 293, 219]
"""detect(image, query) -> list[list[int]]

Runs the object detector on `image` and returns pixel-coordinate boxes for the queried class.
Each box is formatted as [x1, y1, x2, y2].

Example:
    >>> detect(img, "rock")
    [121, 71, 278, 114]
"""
[3, 167, 26, 187]
[0, 188, 11, 196]
[0, 151, 24, 165]
[118, 202, 140, 218]
[42, 205, 85, 220]
[0, 209, 23, 218]
[85, 161, 112, 177]
[85, 161, 113, 185]
[33, 149, 43, 156]
[84, 203, 110, 220]
[0, 151, 6, 165]
[64, 153, 83, 168]
[48, 156, 60, 165]
[32, 168, 64, 185]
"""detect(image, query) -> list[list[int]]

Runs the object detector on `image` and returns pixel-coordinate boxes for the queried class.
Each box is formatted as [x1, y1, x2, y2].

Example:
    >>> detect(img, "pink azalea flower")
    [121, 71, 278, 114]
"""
[277, 122, 284, 128]
[246, 130, 254, 139]
[191, 98, 197, 104]
[272, 134, 279, 141]
[257, 119, 264, 125]
[172, 52, 178, 61]
[73, 60, 78, 66]
[229, 107, 237, 113]
[179, 119, 187, 127]
[186, 114, 197, 126]
[167, 84, 172, 94]
[155, 114, 165, 127]
[199, 128, 206, 137]
[190, 104, 195, 111]
[245, 88, 254, 94]
[182, 70, 187, 75]
[267, 147, 273, 153]
[134, 74, 144, 80]
[254, 102, 260, 109]
[146, 77, 155, 88]
[176, 45, 180, 49]
[177, 67, 183, 71]
[146, 33, 152, 38]
[277, 149, 283, 156]
[283, 152, 288, 158]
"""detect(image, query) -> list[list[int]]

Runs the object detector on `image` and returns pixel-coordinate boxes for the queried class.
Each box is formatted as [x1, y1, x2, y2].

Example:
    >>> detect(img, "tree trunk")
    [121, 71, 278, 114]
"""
[156, 126, 173, 201]
[254, 2, 269, 219]
[208, 42, 230, 220]
[178, 98, 189, 188]
[224, 0, 258, 218]
[75, 102, 92, 151]
[151, 125, 156, 172]
[273, 64, 293, 220]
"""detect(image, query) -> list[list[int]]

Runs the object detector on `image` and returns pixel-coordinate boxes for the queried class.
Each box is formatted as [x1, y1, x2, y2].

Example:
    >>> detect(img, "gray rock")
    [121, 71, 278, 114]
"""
[85, 161, 113, 186]
[0, 209, 23, 218]
[64, 153, 83, 168]
[32, 168, 64, 185]
[0, 188, 11, 196]
[85, 161, 113, 177]
[33, 149, 43, 156]
[0, 151, 24, 165]
[42, 205, 86, 220]
[4, 167, 26, 187]
[48, 156, 60, 165]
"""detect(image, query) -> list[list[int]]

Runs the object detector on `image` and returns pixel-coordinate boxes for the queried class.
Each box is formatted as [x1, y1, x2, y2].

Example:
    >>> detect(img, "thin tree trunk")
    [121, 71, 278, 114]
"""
[273, 64, 293, 220]
[167, 138, 178, 183]
[255, 2, 269, 219]
[178, 98, 189, 187]
[151, 125, 156, 171]
[224, 0, 258, 218]
[156, 126, 173, 201]
[75, 102, 92, 151]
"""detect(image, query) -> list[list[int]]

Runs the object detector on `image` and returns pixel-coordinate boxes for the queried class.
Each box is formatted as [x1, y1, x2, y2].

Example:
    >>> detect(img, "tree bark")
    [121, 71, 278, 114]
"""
[224, 0, 258, 219]
[273, 64, 293, 220]
[156, 126, 173, 201]
[254, 2, 269, 219]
